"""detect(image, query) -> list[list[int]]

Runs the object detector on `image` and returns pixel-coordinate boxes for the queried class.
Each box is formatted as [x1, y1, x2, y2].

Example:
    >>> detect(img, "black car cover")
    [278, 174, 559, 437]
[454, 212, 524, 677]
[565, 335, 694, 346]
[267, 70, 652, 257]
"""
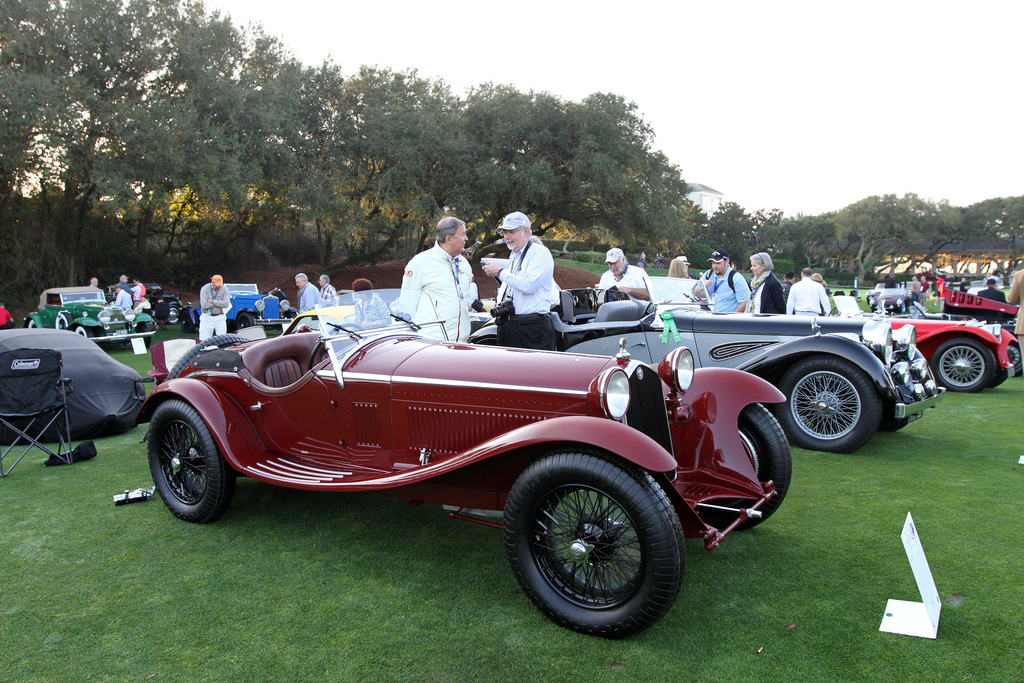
[0, 329, 146, 443]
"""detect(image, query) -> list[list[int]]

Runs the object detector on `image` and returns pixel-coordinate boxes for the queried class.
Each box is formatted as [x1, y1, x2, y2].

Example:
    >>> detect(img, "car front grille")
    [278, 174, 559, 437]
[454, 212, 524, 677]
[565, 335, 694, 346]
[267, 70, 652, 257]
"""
[625, 366, 673, 454]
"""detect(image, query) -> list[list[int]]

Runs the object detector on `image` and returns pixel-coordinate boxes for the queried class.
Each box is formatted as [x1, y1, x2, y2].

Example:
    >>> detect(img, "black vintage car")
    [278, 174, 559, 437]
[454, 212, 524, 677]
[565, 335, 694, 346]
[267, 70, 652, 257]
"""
[469, 278, 944, 454]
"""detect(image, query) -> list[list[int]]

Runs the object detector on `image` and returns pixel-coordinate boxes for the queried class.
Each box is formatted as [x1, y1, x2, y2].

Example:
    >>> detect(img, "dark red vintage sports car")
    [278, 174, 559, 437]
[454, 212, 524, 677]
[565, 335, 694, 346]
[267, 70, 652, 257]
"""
[138, 312, 792, 638]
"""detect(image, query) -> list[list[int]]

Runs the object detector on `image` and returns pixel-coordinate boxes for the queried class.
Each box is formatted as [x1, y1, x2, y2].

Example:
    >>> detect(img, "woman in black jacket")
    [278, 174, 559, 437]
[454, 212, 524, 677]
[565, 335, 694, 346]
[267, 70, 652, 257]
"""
[749, 252, 786, 314]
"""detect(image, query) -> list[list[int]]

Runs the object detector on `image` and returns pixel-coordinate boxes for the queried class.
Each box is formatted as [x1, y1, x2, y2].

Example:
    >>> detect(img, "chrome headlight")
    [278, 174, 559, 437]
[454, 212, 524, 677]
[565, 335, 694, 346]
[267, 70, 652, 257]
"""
[98, 308, 112, 325]
[124, 310, 136, 323]
[891, 361, 910, 385]
[912, 382, 926, 401]
[893, 325, 916, 359]
[658, 346, 695, 393]
[910, 357, 930, 381]
[862, 319, 894, 366]
[597, 368, 631, 419]
[255, 297, 266, 312]
[280, 298, 290, 312]
[924, 379, 938, 396]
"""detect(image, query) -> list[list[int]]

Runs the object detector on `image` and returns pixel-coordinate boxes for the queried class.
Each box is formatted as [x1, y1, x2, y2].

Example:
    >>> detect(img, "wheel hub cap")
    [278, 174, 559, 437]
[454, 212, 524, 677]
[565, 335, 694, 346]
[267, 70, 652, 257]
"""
[170, 456, 181, 475]
[814, 397, 838, 414]
[568, 540, 593, 562]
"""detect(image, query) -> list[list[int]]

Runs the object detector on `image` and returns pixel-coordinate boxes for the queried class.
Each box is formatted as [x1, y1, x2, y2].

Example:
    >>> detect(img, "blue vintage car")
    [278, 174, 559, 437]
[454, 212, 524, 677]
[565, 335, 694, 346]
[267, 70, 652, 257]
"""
[179, 284, 296, 334]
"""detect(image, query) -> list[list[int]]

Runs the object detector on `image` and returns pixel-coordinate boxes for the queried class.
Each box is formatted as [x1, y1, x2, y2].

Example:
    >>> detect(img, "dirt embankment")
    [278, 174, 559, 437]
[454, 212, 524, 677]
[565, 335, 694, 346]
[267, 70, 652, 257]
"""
[179, 258, 600, 304]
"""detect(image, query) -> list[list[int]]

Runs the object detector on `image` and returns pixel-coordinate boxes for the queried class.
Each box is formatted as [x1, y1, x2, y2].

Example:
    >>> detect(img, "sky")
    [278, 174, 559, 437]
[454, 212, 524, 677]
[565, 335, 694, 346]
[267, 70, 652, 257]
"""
[207, 0, 1022, 217]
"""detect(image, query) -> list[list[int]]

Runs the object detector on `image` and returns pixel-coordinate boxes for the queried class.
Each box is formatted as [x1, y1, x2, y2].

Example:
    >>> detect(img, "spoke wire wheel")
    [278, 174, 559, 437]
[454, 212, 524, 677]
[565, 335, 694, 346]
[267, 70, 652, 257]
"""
[503, 451, 682, 638]
[1008, 341, 1022, 377]
[933, 338, 993, 392]
[532, 484, 642, 609]
[790, 369, 861, 440]
[158, 418, 209, 506]
[147, 399, 234, 523]
[774, 355, 881, 453]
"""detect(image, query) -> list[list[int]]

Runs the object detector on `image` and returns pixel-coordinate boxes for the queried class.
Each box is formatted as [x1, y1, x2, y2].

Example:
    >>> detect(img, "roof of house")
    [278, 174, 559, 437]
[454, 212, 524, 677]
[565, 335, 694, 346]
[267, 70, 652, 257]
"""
[687, 183, 724, 196]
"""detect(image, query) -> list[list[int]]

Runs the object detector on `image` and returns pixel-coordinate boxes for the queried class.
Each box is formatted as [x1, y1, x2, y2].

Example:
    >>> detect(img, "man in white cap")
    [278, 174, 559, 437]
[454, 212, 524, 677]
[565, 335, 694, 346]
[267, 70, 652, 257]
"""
[398, 215, 473, 342]
[598, 248, 653, 300]
[482, 211, 556, 350]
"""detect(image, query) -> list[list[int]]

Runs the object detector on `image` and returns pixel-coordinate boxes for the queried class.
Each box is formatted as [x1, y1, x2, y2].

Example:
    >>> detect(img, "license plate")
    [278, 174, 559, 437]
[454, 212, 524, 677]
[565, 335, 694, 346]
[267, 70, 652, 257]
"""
[907, 412, 922, 424]
[113, 329, 128, 336]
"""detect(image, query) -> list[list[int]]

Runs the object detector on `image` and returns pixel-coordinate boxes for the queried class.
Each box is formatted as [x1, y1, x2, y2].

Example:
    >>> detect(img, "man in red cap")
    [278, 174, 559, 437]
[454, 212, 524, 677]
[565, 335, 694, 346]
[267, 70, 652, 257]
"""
[198, 274, 230, 340]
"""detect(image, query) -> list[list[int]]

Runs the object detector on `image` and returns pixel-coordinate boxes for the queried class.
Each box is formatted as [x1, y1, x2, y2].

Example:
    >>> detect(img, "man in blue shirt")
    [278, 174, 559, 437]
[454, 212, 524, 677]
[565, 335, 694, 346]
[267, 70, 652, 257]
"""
[294, 273, 320, 314]
[702, 249, 750, 313]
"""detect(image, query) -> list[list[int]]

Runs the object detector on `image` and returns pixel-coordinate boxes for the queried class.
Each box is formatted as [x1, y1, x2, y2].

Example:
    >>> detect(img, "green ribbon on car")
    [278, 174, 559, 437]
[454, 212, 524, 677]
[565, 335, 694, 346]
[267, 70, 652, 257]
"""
[660, 310, 680, 344]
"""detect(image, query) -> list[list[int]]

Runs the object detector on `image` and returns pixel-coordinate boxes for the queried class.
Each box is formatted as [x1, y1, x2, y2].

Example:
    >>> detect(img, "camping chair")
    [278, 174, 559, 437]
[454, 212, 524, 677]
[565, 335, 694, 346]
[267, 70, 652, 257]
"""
[152, 300, 172, 331]
[0, 348, 74, 477]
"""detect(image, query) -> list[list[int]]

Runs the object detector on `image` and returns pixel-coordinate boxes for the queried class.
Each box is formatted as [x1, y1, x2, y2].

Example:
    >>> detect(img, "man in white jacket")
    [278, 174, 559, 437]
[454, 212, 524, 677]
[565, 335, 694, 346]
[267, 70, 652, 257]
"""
[398, 216, 473, 342]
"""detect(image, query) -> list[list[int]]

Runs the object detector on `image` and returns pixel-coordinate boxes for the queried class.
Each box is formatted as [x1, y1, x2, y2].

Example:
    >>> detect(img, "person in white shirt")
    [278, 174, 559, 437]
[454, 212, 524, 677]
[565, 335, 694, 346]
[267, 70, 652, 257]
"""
[598, 248, 653, 300]
[319, 274, 337, 305]
[786, 268, 831, 316]
[112, 282, 133, 311]
[482, 211, 556, 350]
[398, 216, 474, 342]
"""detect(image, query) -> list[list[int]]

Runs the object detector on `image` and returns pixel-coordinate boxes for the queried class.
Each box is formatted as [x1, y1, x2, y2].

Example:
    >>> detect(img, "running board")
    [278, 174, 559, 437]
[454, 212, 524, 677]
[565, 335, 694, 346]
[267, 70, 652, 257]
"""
[244, 456, 354, 486]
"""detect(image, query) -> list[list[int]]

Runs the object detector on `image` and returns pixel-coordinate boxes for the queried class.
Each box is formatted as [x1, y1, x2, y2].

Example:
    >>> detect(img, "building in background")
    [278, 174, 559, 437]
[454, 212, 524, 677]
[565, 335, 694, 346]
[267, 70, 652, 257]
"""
[687, 183, 724, 215]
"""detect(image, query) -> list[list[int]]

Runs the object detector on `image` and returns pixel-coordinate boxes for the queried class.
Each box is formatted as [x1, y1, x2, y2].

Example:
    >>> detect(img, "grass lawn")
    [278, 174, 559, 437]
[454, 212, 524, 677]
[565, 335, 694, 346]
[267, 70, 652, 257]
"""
[1, 335, 1021, 681]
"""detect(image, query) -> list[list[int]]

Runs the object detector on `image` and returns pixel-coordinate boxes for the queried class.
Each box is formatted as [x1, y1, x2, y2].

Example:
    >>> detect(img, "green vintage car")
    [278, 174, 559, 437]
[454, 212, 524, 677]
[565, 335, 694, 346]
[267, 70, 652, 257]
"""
[25, 286, 156, 345]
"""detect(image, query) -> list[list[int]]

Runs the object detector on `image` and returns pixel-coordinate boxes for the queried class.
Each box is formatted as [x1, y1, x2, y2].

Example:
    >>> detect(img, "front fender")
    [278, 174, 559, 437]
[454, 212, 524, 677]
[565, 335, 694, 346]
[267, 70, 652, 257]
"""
[736, 334, 894, 397]
[137, 378, 266, 472]
[448, 415, 678, 474]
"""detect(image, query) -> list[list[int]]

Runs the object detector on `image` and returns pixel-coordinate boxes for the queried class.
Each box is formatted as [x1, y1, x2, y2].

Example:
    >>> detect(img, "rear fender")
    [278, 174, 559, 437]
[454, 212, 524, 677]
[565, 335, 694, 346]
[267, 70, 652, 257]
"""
[137, 378, 266, 471]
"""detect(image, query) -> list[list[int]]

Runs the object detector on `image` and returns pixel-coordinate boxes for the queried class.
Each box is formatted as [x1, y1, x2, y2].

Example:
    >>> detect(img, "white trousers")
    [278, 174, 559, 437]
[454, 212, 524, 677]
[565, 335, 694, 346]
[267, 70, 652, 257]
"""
[199, 313, 227, 340]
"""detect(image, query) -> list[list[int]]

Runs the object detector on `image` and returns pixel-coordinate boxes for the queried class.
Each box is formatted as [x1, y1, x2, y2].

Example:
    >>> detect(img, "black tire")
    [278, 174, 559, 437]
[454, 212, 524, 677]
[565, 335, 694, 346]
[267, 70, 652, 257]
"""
[147, 399, 235, 523]
[987, 367, 1008, 389]
[930, 337, 995, 393]
[235, 311, 255, 330]
[774, 355, 882, 454]
[167, 304, 181, 326]
[25, 318, 37, 328]
[136, 321, 152, 349]
[1006, 340, 1021, 378]
[699, 404, 792, 531]
[167, 333, 249, 379]
[503, 450, 683, 638]
[56, 311, 72, 330]
[181, 316, 195, 334]
[72, 325, 95, 339]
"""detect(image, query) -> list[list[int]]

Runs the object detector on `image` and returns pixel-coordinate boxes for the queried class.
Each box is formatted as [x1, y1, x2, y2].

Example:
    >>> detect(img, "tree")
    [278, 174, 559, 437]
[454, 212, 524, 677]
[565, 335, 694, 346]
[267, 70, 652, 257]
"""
[834, 194, 929, 281]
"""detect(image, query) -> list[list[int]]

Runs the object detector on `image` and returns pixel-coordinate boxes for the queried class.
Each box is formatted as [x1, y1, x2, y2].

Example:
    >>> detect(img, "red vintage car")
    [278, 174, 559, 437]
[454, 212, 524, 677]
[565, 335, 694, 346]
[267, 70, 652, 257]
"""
[138, 311, 792, 638]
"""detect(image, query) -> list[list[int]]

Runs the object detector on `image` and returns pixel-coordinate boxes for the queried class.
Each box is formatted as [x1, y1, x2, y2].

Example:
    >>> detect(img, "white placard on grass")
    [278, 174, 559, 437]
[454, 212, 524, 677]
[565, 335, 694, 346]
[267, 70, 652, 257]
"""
[879, 512, 941, 639]
[130, 337, 147, 355]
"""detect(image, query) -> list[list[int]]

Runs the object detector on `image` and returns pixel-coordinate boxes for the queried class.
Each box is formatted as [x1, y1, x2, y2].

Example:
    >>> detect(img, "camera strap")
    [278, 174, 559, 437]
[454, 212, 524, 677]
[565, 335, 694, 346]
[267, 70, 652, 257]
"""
[499, 240, 532, 303]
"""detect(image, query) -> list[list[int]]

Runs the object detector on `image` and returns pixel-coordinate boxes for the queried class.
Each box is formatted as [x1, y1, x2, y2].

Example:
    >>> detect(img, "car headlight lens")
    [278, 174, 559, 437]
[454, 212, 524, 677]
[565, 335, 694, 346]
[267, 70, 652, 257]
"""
[912, 382, 926, 400]
[598, 368, 631, 419]
[893, 325, 916, 359]
[910, 357, 930, 381]
[255, 297, 266, 312]
[124, 310, 136, 322]
[924, 379, 938, 396]
[862, 319, 894, 366]
[658, 346, 695, 393]
[891, 361, 910, 385]
[280, 298, 290, 311]
[98, 308, 112, 325]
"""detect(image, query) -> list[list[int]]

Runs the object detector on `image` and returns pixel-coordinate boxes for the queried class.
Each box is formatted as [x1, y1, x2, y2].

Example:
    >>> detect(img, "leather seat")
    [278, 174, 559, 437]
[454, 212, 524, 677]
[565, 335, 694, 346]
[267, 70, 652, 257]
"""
[241, 333, 319, 389]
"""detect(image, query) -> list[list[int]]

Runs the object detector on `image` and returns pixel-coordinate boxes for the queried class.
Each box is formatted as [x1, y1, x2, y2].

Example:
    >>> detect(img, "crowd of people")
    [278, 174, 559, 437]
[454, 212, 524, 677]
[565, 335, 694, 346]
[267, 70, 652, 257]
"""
[63, 226, 1018, 346]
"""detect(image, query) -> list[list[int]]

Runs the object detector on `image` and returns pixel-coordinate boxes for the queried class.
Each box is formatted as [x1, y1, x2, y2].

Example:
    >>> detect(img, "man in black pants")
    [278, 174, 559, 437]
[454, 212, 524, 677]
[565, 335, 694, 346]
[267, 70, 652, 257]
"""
[482, 212, 557, 350]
